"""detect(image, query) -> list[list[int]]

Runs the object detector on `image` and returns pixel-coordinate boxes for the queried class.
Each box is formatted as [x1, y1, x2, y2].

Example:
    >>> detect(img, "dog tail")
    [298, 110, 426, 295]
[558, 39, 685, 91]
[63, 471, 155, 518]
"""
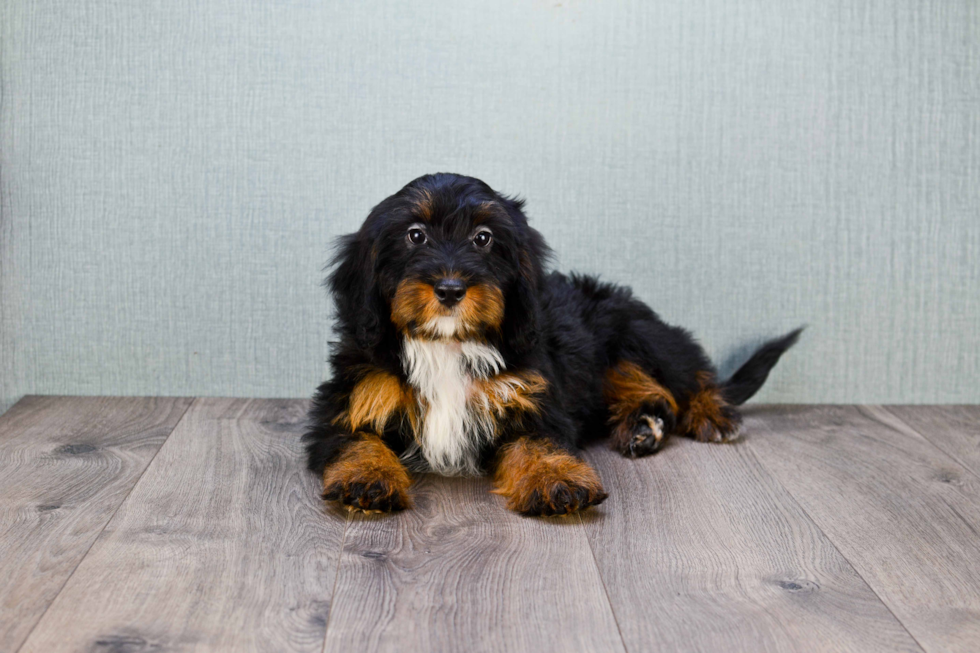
[720, 328, 804, 405]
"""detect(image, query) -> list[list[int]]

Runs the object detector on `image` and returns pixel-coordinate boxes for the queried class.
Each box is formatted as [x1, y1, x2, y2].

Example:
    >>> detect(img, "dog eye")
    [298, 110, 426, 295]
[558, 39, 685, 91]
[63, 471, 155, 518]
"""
[408, 228, 427, 245]
[473, 230, 492, 248]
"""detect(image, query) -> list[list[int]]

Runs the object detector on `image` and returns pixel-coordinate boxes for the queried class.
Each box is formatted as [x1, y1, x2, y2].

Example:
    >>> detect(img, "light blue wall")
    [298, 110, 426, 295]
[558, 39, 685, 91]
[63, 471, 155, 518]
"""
[2, 0, 978, 413]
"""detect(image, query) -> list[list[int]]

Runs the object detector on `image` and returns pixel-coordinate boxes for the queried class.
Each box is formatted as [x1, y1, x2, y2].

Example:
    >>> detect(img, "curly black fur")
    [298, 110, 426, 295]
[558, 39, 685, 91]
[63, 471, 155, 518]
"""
[304, 173, 800, 513]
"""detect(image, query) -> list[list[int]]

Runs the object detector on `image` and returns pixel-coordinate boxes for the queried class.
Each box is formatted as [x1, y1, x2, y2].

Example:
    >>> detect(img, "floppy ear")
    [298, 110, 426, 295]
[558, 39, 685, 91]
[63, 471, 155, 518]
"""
[501, 200, 550, 355]
[328, 230, 385, 352]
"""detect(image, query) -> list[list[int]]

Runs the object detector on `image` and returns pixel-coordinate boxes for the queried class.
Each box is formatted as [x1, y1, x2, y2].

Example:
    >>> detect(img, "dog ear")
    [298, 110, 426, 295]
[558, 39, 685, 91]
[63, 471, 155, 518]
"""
[501, 199, 550, 355]
[328, 230, 384, 352]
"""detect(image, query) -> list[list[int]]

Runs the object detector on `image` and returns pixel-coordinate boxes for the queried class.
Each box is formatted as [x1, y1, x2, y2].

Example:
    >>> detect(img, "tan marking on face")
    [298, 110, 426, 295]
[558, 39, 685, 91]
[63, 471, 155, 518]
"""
[456, 283, 504, 334]
[391, 279, 446, 332]
[391, 278, 503, 339]
[411, 187, 434, 221]
[475, 201, 507, 220]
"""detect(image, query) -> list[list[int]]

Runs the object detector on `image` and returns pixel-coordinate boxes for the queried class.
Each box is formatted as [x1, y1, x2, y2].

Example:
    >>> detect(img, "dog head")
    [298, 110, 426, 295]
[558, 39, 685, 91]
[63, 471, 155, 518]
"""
[329, 173, 549, 354]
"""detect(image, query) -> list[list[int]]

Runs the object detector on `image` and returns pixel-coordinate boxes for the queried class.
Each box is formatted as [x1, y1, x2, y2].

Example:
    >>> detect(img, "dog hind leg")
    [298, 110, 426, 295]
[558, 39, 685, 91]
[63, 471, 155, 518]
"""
[602, 361, 679, 457]
[679, 372, 742, 443]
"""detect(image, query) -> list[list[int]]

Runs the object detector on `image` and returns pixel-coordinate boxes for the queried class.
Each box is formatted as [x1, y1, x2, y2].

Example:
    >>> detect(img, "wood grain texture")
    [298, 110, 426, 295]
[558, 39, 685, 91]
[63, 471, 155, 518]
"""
[322, 474, 626, 653]
[5, 401, 980, 652]
[746, 405, 980, 653]
[18, 398, 345, 653]
[583, 437, 922, 653]
[883, 406, 980, 479]
[0, 395, 192, 653]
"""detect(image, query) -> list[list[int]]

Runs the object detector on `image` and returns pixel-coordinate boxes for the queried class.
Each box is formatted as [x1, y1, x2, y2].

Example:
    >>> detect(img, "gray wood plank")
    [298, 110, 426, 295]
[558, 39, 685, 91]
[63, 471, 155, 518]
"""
[322, 474, 626, 653]
[0, 395, 192, 653]
[745, 405, 980, 653]
[883, 406, 980, 479]
[18, 398, 345, 653]
[583, 436, 922, 653]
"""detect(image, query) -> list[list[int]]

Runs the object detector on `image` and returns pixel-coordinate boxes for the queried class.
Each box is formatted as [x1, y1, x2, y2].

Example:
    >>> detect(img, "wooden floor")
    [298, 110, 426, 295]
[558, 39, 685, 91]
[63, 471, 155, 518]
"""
[1, 398, 979, 652]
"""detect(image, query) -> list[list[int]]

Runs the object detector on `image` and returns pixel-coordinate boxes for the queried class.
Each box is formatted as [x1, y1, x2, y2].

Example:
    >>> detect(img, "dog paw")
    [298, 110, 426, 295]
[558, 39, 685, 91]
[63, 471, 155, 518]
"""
[323, 476, 410, 513]
[681, 379, 743, 443]
[322, 435, 412, 513]
[510, 478, 608, 517]
[625, 414, 667, 457]
[493, 438, 607, 516]
[688, 403, 742, 443]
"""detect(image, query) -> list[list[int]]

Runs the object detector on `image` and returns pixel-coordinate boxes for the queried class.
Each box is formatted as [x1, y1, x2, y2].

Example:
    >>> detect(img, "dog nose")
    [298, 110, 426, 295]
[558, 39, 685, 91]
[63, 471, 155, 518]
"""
[433, 278, 467, 307]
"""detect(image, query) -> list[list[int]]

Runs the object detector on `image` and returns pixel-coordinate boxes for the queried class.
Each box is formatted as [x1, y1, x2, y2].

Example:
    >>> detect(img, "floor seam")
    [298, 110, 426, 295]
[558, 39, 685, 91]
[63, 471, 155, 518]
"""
[13, 396, 197, 653]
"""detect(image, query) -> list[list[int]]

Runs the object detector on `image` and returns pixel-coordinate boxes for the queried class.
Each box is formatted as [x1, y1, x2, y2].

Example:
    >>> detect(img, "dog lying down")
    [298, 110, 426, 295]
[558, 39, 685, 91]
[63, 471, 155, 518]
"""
[304, 173, 801, 516]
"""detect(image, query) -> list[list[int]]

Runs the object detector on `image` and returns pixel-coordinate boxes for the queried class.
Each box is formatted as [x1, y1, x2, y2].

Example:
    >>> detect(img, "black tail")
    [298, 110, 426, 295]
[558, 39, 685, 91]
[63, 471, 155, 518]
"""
[721, 328, 803, 405]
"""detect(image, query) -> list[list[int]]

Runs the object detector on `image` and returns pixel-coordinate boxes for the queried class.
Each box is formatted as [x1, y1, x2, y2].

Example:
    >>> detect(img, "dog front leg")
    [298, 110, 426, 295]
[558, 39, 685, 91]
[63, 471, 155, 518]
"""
[321, 432, 412, 513]
[305, 371, 414, 513]
[492, 436, 606, 516]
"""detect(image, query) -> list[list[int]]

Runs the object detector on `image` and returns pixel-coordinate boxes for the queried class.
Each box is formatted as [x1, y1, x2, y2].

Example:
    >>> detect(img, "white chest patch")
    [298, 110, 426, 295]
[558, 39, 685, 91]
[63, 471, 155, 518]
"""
[401, 337, 505, 475]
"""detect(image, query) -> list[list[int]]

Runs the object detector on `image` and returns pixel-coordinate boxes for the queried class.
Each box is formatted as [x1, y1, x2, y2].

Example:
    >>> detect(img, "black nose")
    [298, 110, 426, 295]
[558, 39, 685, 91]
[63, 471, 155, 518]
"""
[433, 278, 467, 307]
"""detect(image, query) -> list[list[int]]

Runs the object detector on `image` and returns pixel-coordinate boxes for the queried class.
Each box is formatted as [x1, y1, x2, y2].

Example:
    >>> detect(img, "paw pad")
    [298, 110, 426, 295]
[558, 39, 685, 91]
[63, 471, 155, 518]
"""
[323, 477, 410, 513]
[493, 439, 608, 517]
[626, 414, 667, 457]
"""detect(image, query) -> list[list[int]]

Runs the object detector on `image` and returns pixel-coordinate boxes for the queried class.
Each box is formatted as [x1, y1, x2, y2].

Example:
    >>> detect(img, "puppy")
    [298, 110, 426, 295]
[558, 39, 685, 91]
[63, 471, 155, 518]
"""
[304, 173, 800, 516]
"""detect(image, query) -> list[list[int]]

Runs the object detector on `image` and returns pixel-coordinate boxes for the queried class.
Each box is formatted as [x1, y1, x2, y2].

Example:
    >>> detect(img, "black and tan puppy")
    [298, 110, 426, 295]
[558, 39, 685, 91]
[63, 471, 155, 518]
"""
[304, 173, 800, 516]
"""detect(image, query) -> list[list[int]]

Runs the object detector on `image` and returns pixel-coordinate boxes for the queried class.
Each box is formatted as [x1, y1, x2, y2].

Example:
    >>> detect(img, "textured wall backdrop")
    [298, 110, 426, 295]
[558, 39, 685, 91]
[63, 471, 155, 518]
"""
[1, 0, 978, 414]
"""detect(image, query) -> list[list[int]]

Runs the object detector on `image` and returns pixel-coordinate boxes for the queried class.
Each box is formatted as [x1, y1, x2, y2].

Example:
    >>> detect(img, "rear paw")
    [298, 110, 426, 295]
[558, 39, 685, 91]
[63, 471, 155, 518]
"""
[689, 404, 742, 443]
[616, 400, 675, 458]
[681, 377, 744, 443]
[625, 414, 667, 457]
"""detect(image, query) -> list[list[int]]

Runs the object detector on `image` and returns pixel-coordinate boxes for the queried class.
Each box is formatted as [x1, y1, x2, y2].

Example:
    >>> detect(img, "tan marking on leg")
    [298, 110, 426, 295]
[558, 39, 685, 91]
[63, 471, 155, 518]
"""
[323, 433, 412, 512]
[638, 414, 665, 448]
[345, 368, 417, 435]
[470, 370, 547, 421]
[681, 372, 740, 442]
[602, 361, 678, 449]
[492, 437, 606, 515]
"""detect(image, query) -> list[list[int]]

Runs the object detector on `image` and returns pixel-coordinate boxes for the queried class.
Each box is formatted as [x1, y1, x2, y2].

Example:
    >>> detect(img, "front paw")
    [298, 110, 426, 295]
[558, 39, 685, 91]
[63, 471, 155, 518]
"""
[322, 435, 412, 513]
[493, 438, 608, 516]
[323, 477, 410, 512]
[509, 478, 607, 517]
